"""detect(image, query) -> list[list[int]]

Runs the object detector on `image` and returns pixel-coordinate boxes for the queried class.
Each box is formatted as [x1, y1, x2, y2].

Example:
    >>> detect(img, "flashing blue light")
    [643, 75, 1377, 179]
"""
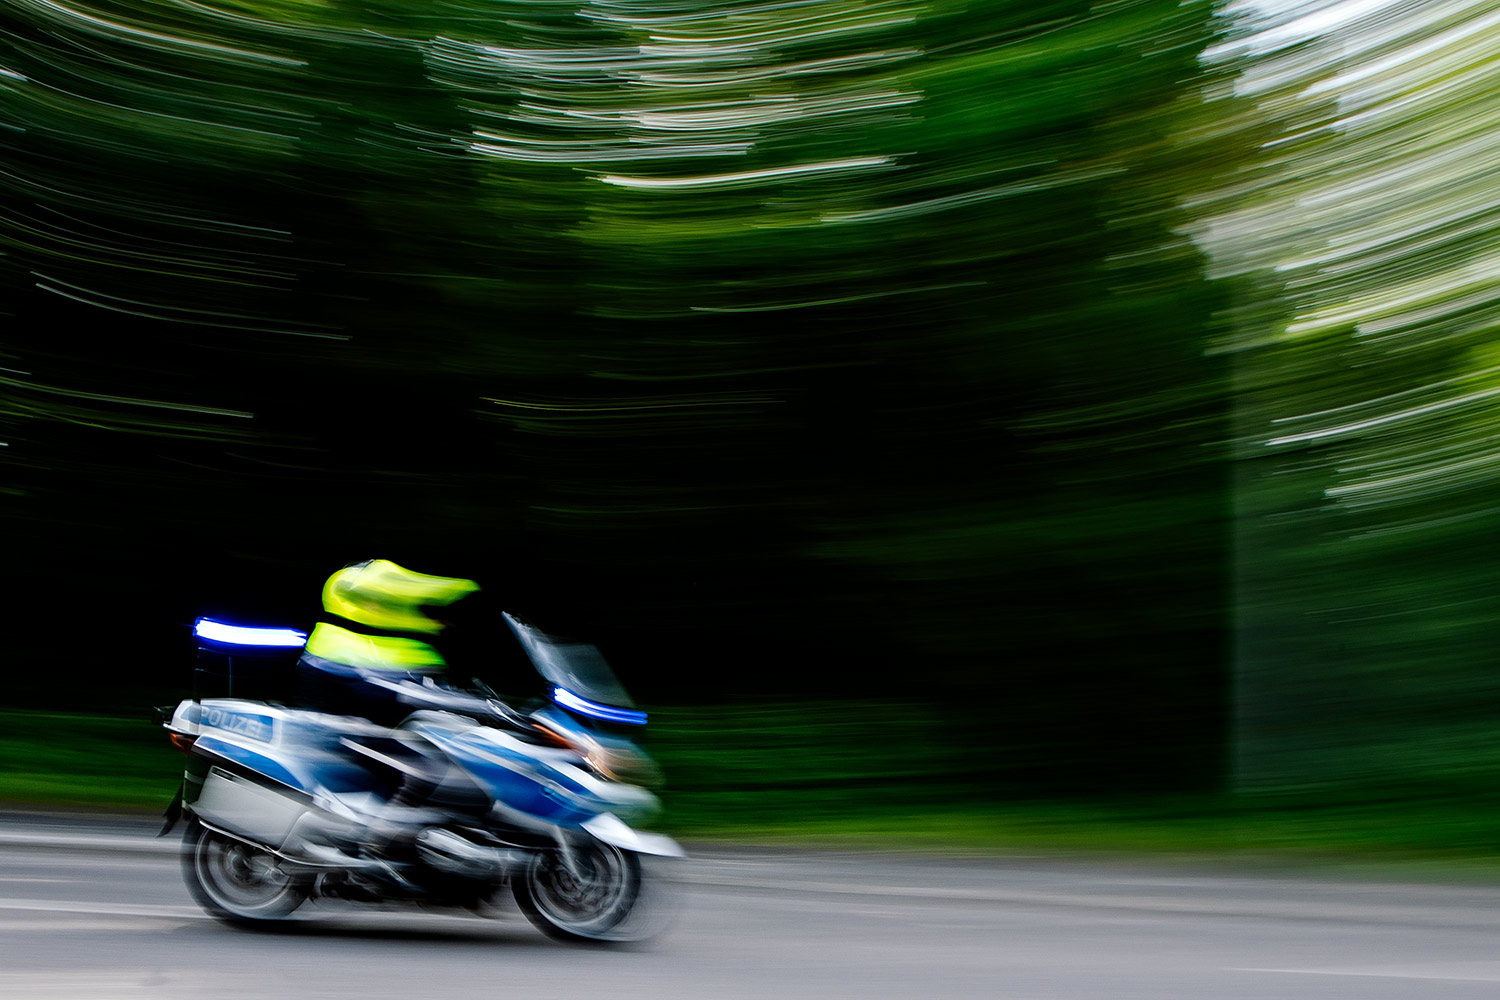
[552, 686, 647, 726]
[194, 618, 307, 648]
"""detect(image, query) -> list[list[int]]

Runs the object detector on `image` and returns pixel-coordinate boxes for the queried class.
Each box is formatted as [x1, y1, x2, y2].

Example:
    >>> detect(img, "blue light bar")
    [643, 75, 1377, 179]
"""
[552, 686, 647, 726]
[194, 618, 307, 648]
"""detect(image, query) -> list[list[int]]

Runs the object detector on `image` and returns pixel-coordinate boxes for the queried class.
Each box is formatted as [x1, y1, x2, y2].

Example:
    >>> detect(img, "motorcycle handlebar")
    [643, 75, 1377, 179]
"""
[368, 676, 530, 730]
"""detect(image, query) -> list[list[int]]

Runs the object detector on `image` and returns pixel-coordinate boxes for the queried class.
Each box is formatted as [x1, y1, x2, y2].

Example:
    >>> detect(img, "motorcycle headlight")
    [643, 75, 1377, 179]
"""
[531, 713, 662, 787]
[583, 744, 663, 788]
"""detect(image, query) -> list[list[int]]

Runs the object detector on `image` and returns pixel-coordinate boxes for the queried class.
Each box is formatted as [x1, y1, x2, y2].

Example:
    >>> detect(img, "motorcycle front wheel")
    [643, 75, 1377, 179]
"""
[182, 818, 306, 925]
[513, 841, 645, 943]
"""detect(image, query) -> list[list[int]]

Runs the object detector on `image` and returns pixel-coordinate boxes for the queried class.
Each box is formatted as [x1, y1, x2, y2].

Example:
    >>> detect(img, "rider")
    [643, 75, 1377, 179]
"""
[295, 559, 505, 857]
[296, 558, 483, 726]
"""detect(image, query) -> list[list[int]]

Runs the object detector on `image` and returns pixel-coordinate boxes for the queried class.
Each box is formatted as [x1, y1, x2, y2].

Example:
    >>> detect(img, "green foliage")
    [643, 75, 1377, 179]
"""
[18, 0, 1500, 815]
[1, 0, 1239, 797]
[0, 711, 182, 808]
[1200, 3, 1500, 793]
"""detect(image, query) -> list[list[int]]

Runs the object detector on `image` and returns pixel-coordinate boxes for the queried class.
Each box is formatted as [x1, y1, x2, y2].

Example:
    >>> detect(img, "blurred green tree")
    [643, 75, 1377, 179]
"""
[1202, 1, 1500, 796]
[2, 0, 1243, 793]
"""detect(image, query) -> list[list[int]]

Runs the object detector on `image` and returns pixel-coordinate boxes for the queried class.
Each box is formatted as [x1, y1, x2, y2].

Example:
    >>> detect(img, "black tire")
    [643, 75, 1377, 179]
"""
[513, 841, 644, 943]
[182, 819, 306, 925]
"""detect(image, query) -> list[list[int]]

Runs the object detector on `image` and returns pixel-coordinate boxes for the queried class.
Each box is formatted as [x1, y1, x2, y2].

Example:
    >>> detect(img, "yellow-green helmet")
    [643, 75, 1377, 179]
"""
[321, 559, 479, 635]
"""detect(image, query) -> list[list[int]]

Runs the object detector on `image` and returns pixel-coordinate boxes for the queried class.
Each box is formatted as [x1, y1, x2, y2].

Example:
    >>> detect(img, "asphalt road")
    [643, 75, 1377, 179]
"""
[4, 812, 1500, 999]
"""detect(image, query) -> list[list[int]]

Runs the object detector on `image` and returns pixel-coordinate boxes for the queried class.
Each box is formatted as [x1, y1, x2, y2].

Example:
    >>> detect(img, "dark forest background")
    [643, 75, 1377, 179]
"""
[8, 0, 1496, 818]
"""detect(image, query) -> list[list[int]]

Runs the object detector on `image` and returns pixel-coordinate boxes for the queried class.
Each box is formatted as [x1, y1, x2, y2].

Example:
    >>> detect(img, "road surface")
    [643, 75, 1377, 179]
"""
[3, 812, 1500, 998]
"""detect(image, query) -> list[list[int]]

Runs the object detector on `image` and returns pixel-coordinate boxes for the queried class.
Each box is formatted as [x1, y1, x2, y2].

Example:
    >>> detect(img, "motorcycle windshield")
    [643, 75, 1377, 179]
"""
[503, 612, 644, 724]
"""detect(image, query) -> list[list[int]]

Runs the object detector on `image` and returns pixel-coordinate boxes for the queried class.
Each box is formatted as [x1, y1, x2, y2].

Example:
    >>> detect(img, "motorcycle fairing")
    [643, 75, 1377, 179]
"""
[415, 725, 599, 827]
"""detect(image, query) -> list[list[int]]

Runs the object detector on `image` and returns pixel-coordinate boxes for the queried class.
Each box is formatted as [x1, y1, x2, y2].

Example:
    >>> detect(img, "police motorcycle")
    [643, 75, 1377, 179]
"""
[160, 612, 681, 942]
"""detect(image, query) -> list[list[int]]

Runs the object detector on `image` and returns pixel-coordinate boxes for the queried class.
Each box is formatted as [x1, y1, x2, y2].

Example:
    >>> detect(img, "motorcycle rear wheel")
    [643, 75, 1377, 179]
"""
[182, 818, 306, 925]
[513, 841, 643, 943]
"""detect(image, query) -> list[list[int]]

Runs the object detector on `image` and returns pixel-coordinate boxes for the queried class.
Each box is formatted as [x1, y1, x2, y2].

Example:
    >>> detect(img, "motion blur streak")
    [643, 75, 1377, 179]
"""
[1203, 1, 1500, 796]
[7, 0, 1500, 836]
[0, 0, 1249, 801]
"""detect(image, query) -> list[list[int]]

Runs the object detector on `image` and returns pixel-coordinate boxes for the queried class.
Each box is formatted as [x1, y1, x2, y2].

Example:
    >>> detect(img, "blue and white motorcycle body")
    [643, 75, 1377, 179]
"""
[162, 613, 681, 943]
